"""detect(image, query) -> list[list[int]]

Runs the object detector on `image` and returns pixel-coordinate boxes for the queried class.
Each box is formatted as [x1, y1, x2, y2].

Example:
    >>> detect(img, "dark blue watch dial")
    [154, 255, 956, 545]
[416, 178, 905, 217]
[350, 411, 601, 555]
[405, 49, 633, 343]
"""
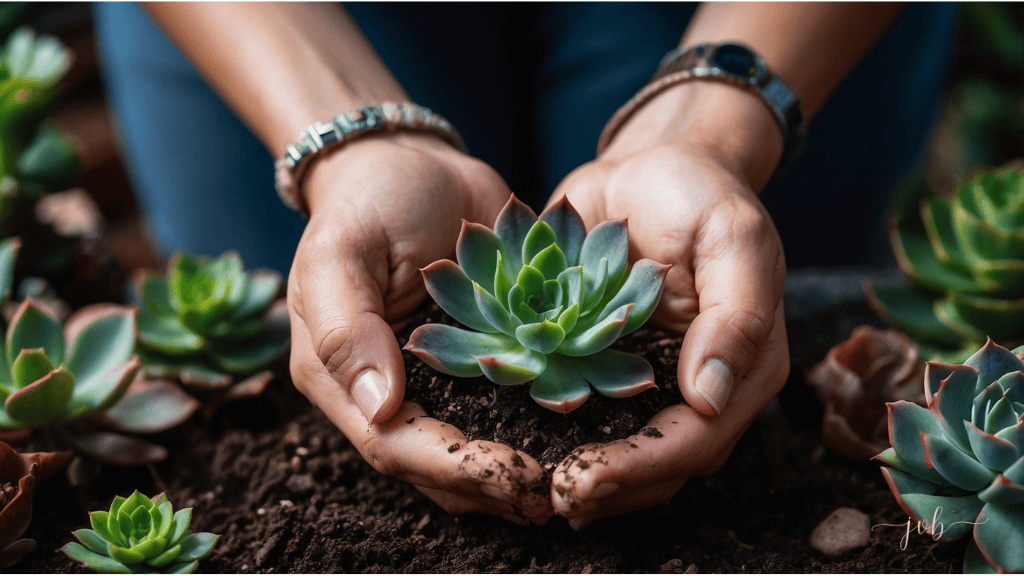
[712, 43, 760, 78]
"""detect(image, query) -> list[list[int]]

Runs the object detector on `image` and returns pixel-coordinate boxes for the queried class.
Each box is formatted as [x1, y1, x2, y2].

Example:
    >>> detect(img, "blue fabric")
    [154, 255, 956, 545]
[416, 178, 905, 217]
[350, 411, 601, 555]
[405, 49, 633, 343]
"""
[94, 2, 957, 273]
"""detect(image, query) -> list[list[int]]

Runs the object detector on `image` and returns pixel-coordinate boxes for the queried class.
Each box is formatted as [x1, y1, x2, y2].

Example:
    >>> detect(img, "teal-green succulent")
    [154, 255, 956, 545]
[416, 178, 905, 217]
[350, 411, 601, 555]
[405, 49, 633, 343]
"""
[405, 195, 670, 413]
[875, 338, 1024, 573]
[0, 237, 198, 471]
[868, 162, 1024, 358]
[136, 251, 289, 389]
[61, 490, 219, 574]
[0, 26, 78, 198]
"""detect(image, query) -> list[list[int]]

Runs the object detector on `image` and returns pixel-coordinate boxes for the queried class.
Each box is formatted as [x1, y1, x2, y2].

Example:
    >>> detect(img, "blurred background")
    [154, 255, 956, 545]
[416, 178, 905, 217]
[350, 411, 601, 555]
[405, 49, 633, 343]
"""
[5, 2, 1024, 278]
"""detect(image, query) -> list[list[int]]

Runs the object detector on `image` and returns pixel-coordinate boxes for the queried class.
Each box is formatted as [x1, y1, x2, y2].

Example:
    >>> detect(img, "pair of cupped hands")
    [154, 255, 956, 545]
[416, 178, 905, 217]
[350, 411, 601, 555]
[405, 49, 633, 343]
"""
[285, 88, 790, 528]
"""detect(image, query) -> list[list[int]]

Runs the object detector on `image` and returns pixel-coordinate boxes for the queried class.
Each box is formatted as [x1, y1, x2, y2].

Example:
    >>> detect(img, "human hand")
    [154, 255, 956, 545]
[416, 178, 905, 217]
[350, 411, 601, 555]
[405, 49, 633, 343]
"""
[547, 82, 790, 527]
[286, 133, 551, 523]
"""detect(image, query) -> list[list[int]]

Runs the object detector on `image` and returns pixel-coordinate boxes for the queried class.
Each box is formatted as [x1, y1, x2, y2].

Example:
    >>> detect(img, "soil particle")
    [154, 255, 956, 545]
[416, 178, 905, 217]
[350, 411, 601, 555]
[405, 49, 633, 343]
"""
[447, 442, 460, 453]
[640, 426, 664, 438]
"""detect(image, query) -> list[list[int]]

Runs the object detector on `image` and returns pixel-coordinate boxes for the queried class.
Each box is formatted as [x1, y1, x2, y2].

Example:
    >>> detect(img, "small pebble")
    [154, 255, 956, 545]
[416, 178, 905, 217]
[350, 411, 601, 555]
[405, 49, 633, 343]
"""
[295, 446, 309, 457]
[290, 455, 303, 472]
[602, 426, 612, 434]
[280, 500, 294, 507]
[810, 507, 871, 558]
[660, 559, 685, 573]
[415, 514, 431, 532]
[283, 430, 300, 446]
[257, 508, 266, 516]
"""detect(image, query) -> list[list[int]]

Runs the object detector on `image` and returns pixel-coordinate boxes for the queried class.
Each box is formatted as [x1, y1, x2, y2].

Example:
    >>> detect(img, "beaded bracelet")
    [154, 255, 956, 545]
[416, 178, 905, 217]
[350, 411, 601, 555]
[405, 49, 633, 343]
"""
[274, 102, 467, 216]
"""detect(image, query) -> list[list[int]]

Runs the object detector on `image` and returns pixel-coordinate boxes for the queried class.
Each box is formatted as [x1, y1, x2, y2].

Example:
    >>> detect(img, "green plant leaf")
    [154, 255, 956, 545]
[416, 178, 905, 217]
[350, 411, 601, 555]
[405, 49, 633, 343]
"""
[977, 474, 1024, 505]
[421, 259, 499, 334]
[558, 303, 631, 357]
[557, 303, 579, 335]
[879, 466, 982, 541]
[493, 251, 513, 308]
[472, 281, 517, 336]
[61, 542, 132, 574]
[929, 364, 978, 452]
[580, 258, 610, 314]
[528, 355, 590, 413]
[16, 126, 80, 189]
[456, 221, 506, 288]
[538, 196, 586, 267]
[943, 292, 1024, 341]
[493, 195, 537, 273]
[67, 356, 139, 417]
[213, 332, 288, 374]
[0, 236, 20, 306]
[891, 225, 986, 294]
[4, 366, 72, 424]
[103, 380, 200, 434]
[865, 283, 961, 347]
[167, 560, 200, 574]
[566, 349, 656, 398]
[966, 420, 1020, 472]
[963, 540, 997, 574]
[230, 270, 280, 320]
[594, 259, 670, 336]
[65, 307, 136, 388]
[168, 508, 193, 546]
[146, 543, 182, 567]
[514, 320, 565, 354]
[404, 324, 513, 377]
[529, 242, 567, 280]
[140, 273, 176, 318]
[521, 220, 558, 269]
[137, 312, 205, 354]
[72, 528, 110, 556]
[4, 27, 71, 85]
[964, 338, 1024, 390]
[975, 502, 1024, 573]
[175, 532, 219, 562]
[11, 347, 53, 388]
[578, 219, 628, 289]
[882, 401, 950, 486]
[476, 345, 547, 386]
[920, 199, 972, 272]
[7, 299, 63, 367]
[920, 433, 995, 491]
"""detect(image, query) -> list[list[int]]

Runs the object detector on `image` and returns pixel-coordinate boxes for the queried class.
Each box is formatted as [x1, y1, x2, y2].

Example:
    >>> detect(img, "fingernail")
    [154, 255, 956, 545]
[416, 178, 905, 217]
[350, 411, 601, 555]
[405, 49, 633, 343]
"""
[588, 482, 619, 500]
[480, 484, 512, 503]
[351, 369, 389, 423]
[501, 513, 529, 526]
[695, 358, 734, 415]
[568, 518, 587, 531]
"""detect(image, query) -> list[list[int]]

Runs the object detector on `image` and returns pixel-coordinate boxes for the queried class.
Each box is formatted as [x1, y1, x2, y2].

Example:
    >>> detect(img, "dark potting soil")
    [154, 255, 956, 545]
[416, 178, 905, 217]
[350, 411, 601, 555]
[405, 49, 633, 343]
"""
[21, 269, 963, 573]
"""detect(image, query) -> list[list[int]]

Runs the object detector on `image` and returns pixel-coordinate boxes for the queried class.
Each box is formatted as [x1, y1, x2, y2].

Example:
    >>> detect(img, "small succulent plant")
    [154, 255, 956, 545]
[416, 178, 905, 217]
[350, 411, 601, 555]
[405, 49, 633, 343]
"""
[62, 490, 219, 574]
[868, 162, 1024, 358]
[807, 326, 924, 460]
[0, 441, 71, 568]
[875, 338, 1024, 573]
[0, 27, 78, 201]
[405, 196, 670, 413]
[0, 237, 197, 475]
[135, 251, 289, 397]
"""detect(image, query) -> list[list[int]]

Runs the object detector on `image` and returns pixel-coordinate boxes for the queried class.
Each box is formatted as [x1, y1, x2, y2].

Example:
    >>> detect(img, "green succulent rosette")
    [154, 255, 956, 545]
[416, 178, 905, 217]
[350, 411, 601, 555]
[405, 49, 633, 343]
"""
[61, 490, 219, 574]
[869, 163, 1024, 356]
[405, 196, 670, 413]
[136, 251, 289, 388]
[875, 339, 1024, 573]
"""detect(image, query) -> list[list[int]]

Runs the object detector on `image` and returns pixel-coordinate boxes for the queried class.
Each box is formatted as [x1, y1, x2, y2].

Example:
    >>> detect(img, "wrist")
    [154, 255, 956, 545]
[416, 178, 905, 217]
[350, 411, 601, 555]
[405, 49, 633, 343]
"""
[601, 81, 785, 192]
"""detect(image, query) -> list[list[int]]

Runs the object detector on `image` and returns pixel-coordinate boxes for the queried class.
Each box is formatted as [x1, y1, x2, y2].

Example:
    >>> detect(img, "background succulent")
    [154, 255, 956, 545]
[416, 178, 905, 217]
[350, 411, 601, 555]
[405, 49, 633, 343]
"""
[61, 490, 219, 574]
[135, 251, 288, 401]
[868, 162, 1024, 359]
[875, 338, 1024, 573]
[806, 326, 924, 460]
[0, 441, 70, 568]
[0, 237, 197, 477]
[405, 195, 670, 413]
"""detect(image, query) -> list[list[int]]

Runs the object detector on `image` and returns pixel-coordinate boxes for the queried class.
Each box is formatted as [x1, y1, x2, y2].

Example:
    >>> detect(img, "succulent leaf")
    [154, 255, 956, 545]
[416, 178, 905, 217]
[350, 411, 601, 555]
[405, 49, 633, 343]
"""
[514, 320, 565, 354]
[4, 366, 72, 425]
[476, 346, 547, 386]
[421, 260, 497, 334]
[472, 281, 517, 336]
[0, 237, 20, 306]
[977, 475, 1024, 505]
[965, 420, 1020, 471]
[522, 221, 559, 270]
[65, 308, 136, 390]
[529, 242, 567, 280]
[538, 197, 586, 267]
[594, 259, 670, 336]
[11, 347, 53, 388]
[974, 502, 1024, 573]
[921, 432, 995, 491]
[528, 355, 590, 413]
[102, 380, 200, 434]
[558, 303, 632, 357]
[405, 324, 511, 377]
[456, 221, 507, 288]
[566, 349, 656, 398]
[7, 299, 63, 367]
[60, 542, 132, 573]
[493, 195, 538, 272]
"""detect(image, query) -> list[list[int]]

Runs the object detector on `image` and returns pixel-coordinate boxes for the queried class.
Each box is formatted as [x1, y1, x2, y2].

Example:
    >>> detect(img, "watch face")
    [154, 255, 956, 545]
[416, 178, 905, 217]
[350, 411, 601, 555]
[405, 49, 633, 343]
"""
[711, 43, 766, 81]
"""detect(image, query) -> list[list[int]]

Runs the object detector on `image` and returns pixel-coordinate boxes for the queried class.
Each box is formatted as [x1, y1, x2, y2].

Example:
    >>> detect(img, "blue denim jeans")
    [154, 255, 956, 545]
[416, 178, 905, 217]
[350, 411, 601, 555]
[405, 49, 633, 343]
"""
[94, 2, 957, 274]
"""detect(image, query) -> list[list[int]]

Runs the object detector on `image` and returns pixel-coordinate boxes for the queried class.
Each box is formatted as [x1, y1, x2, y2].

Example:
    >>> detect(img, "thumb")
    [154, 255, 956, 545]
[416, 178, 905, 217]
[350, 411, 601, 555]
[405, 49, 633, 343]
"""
[678, 246, 784, 417]
[290, 239, 405, 424]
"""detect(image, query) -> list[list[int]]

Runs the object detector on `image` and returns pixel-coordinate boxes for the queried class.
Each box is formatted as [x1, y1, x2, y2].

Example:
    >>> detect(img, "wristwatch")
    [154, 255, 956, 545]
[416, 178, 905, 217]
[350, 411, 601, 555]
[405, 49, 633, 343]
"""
[598, 42, 806, 180]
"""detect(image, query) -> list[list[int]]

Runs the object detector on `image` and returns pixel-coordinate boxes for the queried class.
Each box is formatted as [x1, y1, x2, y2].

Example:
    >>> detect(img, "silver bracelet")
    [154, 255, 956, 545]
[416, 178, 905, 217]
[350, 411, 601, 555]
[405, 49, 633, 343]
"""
[274, 102, 467, 215]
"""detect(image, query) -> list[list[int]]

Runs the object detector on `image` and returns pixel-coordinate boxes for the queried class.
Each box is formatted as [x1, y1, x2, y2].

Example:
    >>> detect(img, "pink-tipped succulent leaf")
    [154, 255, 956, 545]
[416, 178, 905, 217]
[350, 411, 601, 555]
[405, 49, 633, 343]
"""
[405, 195, 667, 413]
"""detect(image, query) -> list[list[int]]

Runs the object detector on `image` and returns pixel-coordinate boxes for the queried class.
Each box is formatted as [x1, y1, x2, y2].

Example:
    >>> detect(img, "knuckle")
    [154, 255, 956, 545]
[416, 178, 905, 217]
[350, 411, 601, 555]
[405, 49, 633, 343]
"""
[727, 308, 773, 353]
[314, 322, 358, 374]
[360, 435, 402, 478]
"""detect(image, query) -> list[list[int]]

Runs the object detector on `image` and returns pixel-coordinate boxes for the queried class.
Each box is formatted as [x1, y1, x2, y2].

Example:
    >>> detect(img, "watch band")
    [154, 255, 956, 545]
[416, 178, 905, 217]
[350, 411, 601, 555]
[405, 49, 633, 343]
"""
[274, 102, 467, 216]
[597, 42, 806, 180]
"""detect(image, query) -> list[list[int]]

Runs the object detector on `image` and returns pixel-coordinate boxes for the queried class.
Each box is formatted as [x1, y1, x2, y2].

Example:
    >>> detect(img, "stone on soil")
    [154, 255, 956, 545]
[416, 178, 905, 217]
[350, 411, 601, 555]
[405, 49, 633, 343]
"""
[810, 507, 871, 557]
